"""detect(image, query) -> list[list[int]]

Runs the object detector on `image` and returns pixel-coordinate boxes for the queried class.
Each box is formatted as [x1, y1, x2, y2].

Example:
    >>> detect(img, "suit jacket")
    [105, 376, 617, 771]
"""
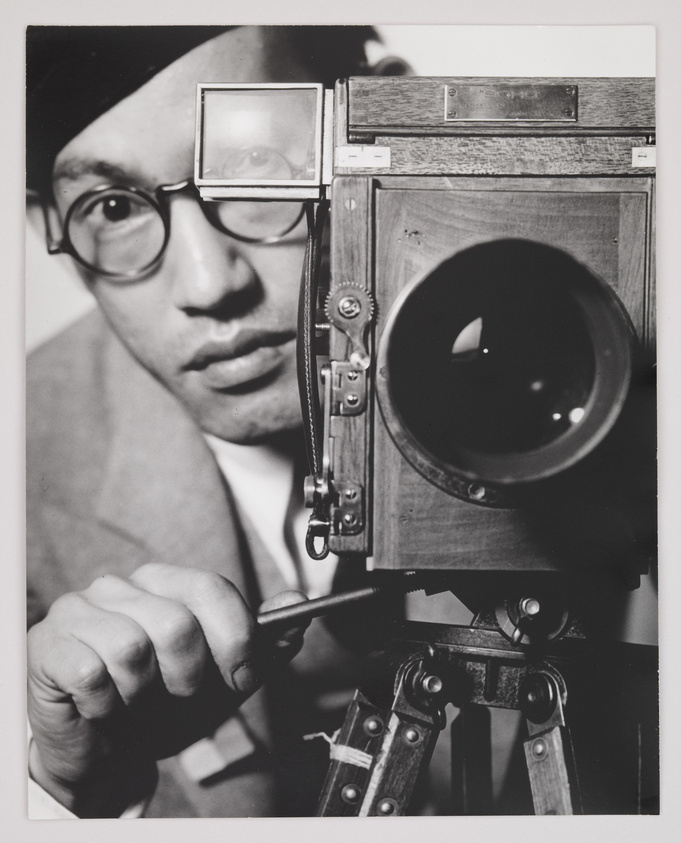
[27, 309, 383, 817]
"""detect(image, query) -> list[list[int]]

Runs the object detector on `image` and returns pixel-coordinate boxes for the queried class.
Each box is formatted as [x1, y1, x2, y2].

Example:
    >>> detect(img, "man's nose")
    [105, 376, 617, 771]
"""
[165, 197, 260, 312]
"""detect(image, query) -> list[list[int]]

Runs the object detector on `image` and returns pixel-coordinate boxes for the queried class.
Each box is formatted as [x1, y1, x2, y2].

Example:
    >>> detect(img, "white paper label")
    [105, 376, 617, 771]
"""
[632, 147, 656, 167]
[336, 146, 391, 169]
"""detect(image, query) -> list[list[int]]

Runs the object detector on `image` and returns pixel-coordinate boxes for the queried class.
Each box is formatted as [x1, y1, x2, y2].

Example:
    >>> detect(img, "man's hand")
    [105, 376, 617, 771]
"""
[27, 563, 308, 817]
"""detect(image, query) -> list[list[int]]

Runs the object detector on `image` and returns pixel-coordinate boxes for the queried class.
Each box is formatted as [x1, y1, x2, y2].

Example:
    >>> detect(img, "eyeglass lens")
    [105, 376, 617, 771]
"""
[68, 189, 166, 276]
[65, 186, 304, 276]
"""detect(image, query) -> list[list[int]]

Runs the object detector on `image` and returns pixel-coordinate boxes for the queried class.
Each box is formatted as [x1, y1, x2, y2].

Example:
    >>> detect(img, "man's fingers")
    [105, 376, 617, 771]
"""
[81, 575, 207, 697]
[129, 563, 258, 695]
[28, 622, 121, 720]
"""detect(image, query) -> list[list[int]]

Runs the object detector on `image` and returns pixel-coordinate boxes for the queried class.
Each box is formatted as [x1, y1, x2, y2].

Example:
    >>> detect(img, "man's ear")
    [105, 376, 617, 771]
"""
[370, 55, 414, 77]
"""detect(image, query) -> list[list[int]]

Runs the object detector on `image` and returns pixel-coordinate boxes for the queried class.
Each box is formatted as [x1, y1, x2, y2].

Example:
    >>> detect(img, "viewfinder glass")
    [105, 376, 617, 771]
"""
[200, 88, 320, 184]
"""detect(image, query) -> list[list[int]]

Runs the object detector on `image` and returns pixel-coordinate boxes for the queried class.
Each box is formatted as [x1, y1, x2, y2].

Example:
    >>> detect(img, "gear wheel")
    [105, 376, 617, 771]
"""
[324, 283, 375, 326]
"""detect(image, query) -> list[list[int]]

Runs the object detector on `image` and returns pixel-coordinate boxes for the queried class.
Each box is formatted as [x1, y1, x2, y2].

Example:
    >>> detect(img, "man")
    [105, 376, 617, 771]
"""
[26, 25, 403, 818]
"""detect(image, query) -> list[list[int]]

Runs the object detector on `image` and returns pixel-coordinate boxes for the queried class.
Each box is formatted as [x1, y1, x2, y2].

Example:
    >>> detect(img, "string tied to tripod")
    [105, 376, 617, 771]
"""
[303, 729, 373, 770]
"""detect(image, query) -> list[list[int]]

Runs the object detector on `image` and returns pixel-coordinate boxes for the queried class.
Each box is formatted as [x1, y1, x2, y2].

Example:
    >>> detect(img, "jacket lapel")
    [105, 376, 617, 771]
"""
[94, 329, 249, 598]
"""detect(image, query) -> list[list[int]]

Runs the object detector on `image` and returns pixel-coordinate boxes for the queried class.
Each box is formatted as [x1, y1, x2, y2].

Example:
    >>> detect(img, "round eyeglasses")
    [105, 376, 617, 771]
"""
[45, 179, 306, 280]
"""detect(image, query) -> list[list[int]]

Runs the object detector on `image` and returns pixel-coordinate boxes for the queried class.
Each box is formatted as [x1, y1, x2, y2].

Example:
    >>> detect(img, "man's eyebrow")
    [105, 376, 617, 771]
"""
[53, 157, 142, 185]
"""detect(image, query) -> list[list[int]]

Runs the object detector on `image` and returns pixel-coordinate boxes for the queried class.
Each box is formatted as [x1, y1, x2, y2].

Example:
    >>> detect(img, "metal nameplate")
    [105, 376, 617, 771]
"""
[444, 84, 578, 122]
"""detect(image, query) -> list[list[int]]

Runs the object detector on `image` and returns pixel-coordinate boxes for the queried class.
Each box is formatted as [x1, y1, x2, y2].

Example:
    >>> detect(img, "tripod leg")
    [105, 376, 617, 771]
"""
[520, 669, 581, 815]
[317, 655, 446, 816]
[450, 705, 493, 814]
[523, 726, 578, 814]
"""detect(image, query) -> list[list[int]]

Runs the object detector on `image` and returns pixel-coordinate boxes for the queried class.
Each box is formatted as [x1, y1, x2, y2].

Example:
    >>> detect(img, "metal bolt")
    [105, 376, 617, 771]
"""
[520, 673, 557, 724]
[422, 674, 443, 695]
[341, 784, 361, 804]
[345, 393, 359, 407]
[520, 597, 541, 617]
[403, 727, 421, 744]
[468, 483, 486, 501]
[449, 88, 457, 96]
[344, 488, 358, 500]
[450, 110, 457, 117]
[532, 738, 548, 759]
[342, 512, 358, 527]
[564, 108, 574, 117]
[338, 295, 362, 319]
[364, 716, 383, 736]
[346, 370, 359, 381]
[377, 799, 397, 815]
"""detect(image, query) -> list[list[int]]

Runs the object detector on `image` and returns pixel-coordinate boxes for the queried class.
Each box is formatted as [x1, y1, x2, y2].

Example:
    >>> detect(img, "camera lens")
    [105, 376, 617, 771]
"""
[377, 240, 633, 499]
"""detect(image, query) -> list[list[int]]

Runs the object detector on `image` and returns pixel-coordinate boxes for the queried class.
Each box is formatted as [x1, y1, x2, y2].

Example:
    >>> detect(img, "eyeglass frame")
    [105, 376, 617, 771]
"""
[39, 179, 307, 282]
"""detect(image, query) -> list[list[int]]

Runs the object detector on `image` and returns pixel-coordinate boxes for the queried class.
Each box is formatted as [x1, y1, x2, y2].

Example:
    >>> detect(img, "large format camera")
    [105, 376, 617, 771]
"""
[195, 76, 655, 585]
[195, 76, 657, 814]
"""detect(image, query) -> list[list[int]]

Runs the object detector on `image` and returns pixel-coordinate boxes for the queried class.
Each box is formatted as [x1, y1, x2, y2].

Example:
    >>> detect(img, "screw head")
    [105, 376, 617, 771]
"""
[531, 738, 548, 759]
[377, 798, 397, 815]
[520, 674, 557, 724]
[346, 370, 359, 381]
[344, 488, 358, 500]
[345, 393, 359, 407]
[338, 295, 361, 319]
[403, 726, 421, 744]
[363, 716, 384, 736]
[341, 784, 361, 804]
[422, 674, 443, 695]
[342, 512, 358, 527]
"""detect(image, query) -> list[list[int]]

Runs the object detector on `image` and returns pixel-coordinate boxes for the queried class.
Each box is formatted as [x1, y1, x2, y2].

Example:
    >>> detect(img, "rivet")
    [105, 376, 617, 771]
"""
[404, 727, 421, 744]
[532, 738, 548, 759]
[341, 784, 361, 804]
[377, 798, 397, 815]
[364, 716, 383, 736]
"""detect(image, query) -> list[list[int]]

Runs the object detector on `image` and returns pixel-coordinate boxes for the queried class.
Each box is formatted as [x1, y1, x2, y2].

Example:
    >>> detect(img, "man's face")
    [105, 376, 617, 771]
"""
[52, 28, 314, 443]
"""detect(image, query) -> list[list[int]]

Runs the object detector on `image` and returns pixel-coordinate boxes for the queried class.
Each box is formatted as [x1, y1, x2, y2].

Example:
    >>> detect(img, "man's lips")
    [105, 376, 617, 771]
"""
[184, 329, 296, 390]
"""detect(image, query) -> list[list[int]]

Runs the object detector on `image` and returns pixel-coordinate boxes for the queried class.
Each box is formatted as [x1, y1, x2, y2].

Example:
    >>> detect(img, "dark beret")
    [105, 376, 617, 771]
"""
[26, 26, 231, 192]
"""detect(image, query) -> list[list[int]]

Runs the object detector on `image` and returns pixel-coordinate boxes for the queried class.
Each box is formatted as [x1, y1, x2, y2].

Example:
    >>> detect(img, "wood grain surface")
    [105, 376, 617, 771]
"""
[347, 77, 655, 133]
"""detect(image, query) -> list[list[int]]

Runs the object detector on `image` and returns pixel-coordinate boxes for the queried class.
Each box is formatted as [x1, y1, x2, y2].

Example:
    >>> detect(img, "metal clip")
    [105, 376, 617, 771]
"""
[332, 480, 364, 535]
[330, 361, 367, 416]
[324, 283, 375, 371]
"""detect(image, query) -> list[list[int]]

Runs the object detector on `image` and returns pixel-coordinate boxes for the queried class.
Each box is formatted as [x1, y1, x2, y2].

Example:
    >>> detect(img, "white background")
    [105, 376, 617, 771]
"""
[4, 2, 681, 842]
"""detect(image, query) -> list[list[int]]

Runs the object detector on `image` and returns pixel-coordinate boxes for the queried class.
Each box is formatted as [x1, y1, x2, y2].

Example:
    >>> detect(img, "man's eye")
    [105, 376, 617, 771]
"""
[229, 147, 294, 180]
[79, 191, 153, 227]
[102, 195, 131, 222]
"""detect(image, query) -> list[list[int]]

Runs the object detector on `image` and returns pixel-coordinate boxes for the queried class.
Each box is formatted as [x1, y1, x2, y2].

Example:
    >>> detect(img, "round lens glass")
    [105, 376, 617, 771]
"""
[67, 187, 166, 276]
[213, 198, 305, 242]
[387, 241, 598, 463]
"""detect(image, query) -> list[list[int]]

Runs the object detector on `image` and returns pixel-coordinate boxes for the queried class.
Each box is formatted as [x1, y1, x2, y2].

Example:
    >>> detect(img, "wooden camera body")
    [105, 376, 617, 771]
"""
[324, 76, 656, 579]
